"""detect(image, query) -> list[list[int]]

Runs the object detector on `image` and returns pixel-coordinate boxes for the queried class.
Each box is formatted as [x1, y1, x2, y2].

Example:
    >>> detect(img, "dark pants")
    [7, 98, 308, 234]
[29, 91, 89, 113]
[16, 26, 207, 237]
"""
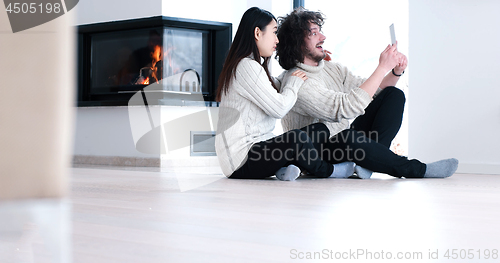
[230, 123, 334, 179]
[320, 87, 426, 178]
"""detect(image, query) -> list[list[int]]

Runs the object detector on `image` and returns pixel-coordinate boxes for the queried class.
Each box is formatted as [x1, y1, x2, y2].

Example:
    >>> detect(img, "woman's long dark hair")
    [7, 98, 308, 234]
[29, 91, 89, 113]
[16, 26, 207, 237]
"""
[216, 7, 277, 102]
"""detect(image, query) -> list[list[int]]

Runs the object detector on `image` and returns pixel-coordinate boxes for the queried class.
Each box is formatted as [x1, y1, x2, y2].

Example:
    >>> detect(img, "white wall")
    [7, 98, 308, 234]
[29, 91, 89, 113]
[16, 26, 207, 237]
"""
[161, 0, 289, 41]
[409, 0, 500, 174]
[73, 107, 151, 158]
[75, 0, 161, 25]
[162, 0, 241, 36]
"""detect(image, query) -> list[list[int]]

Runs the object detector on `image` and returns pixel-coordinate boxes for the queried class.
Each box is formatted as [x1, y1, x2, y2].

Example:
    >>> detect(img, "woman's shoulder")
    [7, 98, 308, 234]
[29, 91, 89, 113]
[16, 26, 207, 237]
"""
[235, 57, 265, 76]
[238, 57, 260, 67]
[240, 57, 266, 68]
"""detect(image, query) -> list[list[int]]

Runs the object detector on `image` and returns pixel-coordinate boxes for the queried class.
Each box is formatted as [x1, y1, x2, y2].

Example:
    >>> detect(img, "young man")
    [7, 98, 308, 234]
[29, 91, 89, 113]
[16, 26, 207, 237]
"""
[275, 7, 458, 178]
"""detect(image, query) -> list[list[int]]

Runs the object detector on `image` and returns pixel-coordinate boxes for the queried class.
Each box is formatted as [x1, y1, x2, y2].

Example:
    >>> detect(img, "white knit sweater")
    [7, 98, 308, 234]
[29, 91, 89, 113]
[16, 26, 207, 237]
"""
[281, 60, 373, 136]
[215, 58, 304, 177]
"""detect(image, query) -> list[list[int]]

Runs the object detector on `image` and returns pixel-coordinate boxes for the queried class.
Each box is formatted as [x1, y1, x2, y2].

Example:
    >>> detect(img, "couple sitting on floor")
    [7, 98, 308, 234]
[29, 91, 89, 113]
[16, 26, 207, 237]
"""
[215, 7, 458, 181]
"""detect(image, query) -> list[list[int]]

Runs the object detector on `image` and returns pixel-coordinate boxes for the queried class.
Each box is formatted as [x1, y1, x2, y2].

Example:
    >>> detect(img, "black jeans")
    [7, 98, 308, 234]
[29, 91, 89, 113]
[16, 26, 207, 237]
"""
[230, 123, 334, 179]
[320, 87, 426, 178]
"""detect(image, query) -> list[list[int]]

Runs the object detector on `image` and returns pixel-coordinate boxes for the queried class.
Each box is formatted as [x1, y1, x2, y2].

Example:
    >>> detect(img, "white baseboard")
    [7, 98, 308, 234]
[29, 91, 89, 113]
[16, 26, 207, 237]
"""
[73, 155, 161, 167]
[457, 163, 500, 175]
[73, 155, 220, 168]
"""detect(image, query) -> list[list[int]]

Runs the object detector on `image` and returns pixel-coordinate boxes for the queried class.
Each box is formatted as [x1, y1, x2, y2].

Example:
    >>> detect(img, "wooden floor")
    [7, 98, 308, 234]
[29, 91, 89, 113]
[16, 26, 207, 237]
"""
[3, 166, 500, 262]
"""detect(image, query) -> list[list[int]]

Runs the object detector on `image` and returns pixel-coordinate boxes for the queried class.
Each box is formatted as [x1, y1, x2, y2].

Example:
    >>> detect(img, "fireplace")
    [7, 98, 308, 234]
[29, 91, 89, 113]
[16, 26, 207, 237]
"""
[77, 16, 231, 106]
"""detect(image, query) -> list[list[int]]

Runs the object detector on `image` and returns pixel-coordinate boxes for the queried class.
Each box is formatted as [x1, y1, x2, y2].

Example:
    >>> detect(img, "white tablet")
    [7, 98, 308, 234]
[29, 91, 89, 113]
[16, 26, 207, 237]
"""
[390, 23, 396, 45]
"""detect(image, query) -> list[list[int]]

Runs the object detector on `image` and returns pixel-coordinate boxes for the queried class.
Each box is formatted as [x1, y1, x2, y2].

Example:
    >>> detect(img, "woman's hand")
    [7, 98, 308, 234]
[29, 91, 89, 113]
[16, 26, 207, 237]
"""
[324, 50, 332, 61]
[291, 69, 308, 81]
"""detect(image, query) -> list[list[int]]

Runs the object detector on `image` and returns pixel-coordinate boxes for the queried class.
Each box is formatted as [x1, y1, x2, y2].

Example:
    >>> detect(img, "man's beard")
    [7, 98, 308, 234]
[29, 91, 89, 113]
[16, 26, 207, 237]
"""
[304, 46, 326, 63]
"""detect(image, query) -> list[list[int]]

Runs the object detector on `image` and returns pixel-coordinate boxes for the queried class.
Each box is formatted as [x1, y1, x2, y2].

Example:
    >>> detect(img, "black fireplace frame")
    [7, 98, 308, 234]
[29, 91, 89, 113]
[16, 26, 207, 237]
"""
[77, 16, 231, 107]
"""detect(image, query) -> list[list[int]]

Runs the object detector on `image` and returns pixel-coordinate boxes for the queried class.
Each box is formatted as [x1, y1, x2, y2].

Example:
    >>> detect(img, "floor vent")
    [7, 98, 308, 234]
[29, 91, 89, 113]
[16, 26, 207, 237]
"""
[190, 131, 216, 156]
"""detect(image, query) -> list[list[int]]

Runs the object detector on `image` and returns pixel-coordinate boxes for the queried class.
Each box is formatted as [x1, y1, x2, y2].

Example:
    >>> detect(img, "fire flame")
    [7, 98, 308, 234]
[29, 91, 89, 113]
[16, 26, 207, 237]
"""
[134, 45, 182, 85]
[149, 45, 162, 84]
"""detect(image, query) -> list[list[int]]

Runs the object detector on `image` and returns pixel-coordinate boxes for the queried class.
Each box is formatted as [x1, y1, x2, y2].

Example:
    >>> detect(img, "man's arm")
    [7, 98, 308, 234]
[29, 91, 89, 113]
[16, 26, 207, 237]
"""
[359, 44, 401, 97]
[379, 52, 408, 89]
[293, 79, 372, 123]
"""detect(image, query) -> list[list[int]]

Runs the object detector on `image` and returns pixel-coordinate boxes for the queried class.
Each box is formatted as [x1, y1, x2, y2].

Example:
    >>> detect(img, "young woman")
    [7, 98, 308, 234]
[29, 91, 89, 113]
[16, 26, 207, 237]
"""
[215, 7, 355, 180]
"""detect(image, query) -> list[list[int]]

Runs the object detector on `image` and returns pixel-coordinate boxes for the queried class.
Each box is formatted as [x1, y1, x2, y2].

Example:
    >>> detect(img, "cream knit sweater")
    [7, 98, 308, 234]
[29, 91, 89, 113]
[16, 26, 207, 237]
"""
[215, 58, 304, 177]
[281, 60, 373, 136]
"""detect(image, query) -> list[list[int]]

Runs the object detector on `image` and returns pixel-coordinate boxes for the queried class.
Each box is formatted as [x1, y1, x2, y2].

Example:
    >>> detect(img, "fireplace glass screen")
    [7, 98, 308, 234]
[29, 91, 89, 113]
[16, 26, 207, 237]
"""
[90, 28, 208, 95]
[163, 29, 207, 93]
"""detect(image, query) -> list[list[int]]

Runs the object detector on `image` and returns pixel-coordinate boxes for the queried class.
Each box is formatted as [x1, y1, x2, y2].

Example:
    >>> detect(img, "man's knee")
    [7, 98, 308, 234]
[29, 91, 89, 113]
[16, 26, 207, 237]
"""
[383, 86, 406, 105]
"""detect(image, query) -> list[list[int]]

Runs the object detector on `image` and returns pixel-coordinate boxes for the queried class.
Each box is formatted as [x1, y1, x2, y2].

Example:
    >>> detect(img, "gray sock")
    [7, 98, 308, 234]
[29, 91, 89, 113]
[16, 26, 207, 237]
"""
[424, 158, 459, 178]
[351, 165, 373, 179]
[275, 165, 301, 181]
[330, 162, 356, 178]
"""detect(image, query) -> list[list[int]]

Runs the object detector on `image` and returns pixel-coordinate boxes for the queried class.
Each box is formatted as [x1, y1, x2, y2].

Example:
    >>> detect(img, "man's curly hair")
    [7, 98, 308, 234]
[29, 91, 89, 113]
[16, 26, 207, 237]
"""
[275, 7, 325, 70]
